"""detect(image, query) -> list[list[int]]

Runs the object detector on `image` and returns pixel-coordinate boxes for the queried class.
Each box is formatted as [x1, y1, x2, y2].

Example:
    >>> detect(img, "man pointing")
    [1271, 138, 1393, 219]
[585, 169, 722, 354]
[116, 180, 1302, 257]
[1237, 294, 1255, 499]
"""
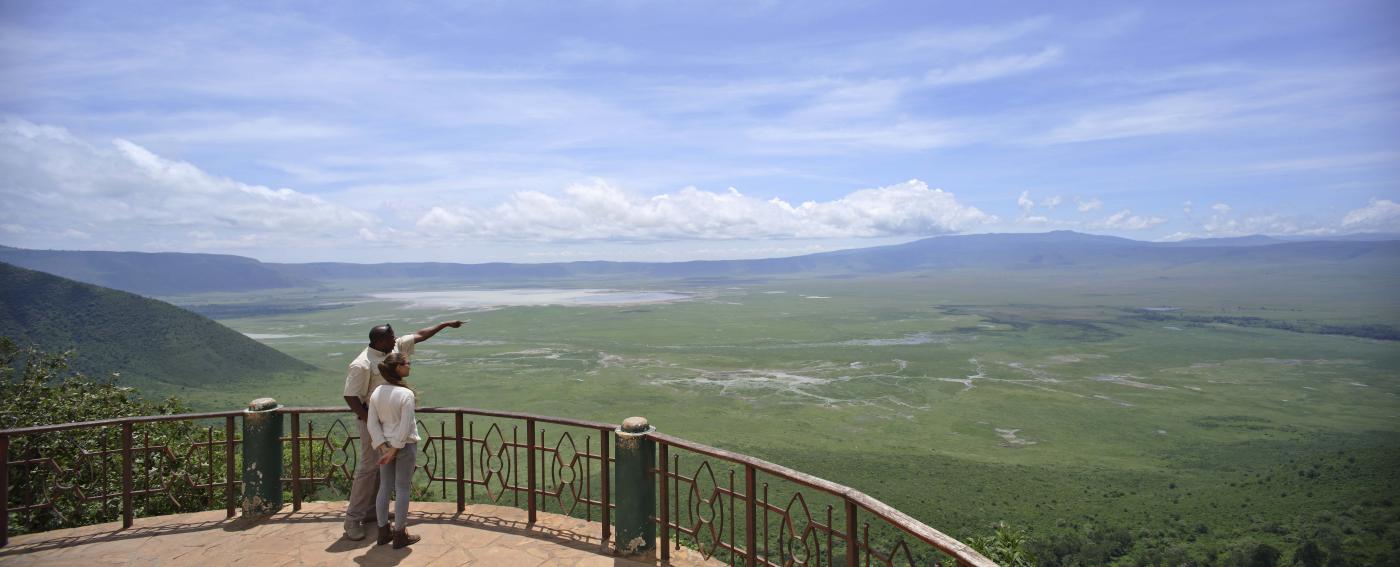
[342, 319, 464, 540]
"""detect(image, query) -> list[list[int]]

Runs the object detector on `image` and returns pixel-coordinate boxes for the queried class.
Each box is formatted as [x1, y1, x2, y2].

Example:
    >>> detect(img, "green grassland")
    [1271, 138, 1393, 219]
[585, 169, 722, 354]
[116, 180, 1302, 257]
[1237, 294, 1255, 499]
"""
[155, 265, 1400, 565]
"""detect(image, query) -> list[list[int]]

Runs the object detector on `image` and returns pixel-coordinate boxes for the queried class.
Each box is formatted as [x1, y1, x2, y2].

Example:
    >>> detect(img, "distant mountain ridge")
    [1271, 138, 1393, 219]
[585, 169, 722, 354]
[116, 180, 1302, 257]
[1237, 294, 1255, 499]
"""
[3, 231, 1398, 295]
[0, 262, 314, 389]
[0, 247, 309, 295]
[270, 231, 1400, 281]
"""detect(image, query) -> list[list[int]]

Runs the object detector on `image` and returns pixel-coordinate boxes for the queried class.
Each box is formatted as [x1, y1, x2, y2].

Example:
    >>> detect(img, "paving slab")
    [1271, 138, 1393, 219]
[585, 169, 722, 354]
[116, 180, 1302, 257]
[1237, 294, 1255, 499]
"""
[0, 501, 723, 566]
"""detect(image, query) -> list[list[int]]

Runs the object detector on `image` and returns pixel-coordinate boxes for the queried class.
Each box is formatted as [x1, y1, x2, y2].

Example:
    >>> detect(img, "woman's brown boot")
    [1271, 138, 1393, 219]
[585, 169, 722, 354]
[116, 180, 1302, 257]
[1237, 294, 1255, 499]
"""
[392, 528, 420, 549]
[376, 524, 392, 546]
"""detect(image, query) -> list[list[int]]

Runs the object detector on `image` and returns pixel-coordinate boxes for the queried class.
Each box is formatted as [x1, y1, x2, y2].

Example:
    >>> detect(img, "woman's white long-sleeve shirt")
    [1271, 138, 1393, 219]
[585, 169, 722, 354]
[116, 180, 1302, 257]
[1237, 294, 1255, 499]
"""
[367, 384, 420, 450]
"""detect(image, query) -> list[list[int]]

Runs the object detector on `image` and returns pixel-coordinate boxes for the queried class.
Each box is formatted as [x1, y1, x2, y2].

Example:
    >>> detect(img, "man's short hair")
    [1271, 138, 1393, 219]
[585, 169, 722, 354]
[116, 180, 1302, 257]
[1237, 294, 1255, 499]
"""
[369, 324, 394, 343]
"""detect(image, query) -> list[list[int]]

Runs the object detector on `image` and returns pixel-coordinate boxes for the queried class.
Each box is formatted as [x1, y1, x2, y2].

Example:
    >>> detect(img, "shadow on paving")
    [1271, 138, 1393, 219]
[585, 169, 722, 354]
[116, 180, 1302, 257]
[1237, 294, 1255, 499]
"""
[0, 502, 722, 566]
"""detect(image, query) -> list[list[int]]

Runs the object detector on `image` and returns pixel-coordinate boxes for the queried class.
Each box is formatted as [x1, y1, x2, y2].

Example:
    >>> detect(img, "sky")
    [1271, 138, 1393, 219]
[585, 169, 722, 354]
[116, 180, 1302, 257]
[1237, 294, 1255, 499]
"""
[1, 0, 1397, 263]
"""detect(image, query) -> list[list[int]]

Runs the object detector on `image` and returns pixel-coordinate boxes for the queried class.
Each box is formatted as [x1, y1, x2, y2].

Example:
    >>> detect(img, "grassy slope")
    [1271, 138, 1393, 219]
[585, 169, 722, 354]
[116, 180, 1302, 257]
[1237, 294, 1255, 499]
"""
[0, 261, 314, 391]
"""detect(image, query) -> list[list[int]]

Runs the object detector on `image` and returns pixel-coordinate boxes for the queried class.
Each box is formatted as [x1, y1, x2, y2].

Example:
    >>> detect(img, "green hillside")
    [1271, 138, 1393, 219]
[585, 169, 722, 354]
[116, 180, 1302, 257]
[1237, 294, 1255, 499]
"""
[0, 261, 314, 391]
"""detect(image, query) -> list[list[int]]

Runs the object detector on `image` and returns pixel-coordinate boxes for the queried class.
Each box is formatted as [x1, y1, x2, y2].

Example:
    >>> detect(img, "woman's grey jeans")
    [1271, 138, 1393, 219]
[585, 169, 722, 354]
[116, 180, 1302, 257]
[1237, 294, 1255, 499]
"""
[376, 443, 416, 531]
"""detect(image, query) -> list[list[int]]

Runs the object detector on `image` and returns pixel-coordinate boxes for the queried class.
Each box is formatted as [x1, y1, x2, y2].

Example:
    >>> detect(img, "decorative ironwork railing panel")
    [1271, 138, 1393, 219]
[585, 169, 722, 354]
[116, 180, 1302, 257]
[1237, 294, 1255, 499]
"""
[276, 407, 614, 535]
[2, 406, 990, 566]
[0, 412, 242, 541]
[652, 432, 994, 567]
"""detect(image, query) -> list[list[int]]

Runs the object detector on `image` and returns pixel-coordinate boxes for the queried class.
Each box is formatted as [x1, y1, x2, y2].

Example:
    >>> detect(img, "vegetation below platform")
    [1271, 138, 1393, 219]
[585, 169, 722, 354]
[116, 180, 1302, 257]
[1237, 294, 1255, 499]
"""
[0, 340, 221, 535]
[762, 440, 1400, 566]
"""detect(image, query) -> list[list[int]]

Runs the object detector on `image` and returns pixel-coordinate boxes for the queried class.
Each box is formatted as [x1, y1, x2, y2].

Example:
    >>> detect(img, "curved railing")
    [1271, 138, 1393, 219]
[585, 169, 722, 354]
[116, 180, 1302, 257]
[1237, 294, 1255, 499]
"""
[651, 431, 991, 566]
[0, 406, 995, 566]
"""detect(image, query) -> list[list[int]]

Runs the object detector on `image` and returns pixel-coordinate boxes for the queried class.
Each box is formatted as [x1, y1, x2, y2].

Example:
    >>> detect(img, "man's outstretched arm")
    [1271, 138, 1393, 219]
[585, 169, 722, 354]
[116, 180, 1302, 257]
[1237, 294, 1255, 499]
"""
[413, 320, 465, 343]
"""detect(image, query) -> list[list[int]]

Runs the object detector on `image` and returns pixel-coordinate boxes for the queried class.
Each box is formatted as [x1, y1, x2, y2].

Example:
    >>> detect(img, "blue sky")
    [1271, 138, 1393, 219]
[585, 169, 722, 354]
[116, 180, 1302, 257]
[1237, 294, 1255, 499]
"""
[1, 0, 1397, 262]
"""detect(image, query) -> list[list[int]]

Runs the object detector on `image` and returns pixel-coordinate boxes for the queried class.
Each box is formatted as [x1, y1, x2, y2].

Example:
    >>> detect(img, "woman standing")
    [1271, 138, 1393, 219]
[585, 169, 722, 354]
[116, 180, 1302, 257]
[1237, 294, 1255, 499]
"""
[367, 352, 421, 548]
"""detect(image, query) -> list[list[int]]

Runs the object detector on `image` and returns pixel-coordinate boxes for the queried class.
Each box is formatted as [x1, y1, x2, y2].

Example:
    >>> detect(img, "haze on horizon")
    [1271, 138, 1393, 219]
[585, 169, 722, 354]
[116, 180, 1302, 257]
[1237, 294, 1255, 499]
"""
[1, 1, 1397, 264]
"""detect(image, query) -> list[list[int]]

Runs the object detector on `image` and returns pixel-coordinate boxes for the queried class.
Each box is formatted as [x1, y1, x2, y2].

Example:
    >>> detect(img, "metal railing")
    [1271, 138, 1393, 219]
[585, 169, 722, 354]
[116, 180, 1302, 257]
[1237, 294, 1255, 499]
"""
[0, 410, 243, 540]
[652, 432, 992, 566]
[1, 405, 994, 566]
[283, 407, 614, 535]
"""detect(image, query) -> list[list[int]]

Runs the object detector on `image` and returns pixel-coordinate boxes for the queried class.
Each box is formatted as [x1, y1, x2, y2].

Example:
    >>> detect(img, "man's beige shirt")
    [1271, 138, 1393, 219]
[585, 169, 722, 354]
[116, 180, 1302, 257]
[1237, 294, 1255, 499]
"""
[343, 334, 416, 403]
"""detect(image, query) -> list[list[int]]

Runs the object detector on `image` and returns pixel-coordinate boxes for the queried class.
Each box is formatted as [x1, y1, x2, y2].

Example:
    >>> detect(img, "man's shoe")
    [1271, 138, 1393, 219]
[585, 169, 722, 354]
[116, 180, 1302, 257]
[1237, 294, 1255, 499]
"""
[376, 524, 392, 546]
[392, 529, 420, 549]
[361, 512, 394, 525]
[343, 519, 366, 541]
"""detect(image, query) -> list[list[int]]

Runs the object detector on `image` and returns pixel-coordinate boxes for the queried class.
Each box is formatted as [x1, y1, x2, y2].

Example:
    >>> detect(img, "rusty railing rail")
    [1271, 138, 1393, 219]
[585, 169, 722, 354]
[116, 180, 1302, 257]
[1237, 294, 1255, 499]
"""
[2, 406, 992, 567]
[650, 432, 995, 567]
[0, 411, 244, 547]
[274, 406, 615, 545]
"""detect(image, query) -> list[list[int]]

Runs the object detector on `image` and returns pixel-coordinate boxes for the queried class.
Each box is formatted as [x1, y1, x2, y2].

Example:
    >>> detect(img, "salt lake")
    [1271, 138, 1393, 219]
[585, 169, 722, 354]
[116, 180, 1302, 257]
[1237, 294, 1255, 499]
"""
[368, 288, 690, 309]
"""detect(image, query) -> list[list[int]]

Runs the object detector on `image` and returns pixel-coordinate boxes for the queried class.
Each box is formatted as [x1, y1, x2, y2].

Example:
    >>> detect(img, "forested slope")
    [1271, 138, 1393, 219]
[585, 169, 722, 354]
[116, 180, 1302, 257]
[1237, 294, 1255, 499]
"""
[0, 261, 314, 388]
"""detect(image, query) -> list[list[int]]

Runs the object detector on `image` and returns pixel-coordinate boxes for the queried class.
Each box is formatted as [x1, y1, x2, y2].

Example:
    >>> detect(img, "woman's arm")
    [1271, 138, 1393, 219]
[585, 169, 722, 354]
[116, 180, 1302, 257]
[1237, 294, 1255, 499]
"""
[366, 393, 387, 450]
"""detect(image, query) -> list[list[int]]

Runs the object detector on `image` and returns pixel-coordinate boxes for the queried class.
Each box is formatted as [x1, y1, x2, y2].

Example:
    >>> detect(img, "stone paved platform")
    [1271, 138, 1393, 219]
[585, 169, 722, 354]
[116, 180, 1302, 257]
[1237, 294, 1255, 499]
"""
[0, 501, 722, 566]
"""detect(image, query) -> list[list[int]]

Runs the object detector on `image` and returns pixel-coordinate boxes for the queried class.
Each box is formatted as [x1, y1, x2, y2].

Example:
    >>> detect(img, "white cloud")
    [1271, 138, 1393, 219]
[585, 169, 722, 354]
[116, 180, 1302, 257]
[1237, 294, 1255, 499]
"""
[1341, 199, 1400, 232]
[358, 227, 384, 242]
[745, 119, 970, 153]
[1005, 191, 1088, 229]
[1017, 190, 1036, 212]
[923, 46, 1062, 87]
[417, 179, 993, 241]
[1179, 204, 1337, 238]
[1167, 199, 1400, 240]
[787, 16, 1052, 74]
[790, 79, 911, 122]
[1090, 209, 1166, 230]
[1014, 191, 1075, 226]
[1182, 200, 1193, 215]
[0, 118, 378, 249]
[555, 38, 635, 65]
[1039, 94, 1240, 144]
[2, 7, 1391, 262]
[137, 116, 353, 144]
[897, 17, 1051, 55]
[1236, 151, 1400, 174]
[1202, 215, 1333, 237]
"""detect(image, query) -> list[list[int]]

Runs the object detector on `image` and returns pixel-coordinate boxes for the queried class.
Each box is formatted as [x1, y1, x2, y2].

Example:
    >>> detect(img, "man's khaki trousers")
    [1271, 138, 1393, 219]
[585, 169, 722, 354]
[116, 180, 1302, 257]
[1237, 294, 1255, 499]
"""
[345, 418, 379, 522]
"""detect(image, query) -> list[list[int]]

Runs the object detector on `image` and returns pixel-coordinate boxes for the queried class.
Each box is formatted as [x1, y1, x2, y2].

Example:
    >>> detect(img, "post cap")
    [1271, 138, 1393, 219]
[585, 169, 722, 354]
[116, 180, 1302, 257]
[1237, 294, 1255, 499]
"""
[247, 397, 279, 412]
[621, 416, 650, 433]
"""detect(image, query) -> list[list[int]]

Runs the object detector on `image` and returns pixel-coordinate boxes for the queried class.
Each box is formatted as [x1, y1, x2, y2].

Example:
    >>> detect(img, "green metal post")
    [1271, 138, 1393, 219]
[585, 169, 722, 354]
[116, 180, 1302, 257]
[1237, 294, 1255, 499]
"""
[1, 433, 8, 547]
[241, 398, 283, 516]
[614, 416, 655, 556]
